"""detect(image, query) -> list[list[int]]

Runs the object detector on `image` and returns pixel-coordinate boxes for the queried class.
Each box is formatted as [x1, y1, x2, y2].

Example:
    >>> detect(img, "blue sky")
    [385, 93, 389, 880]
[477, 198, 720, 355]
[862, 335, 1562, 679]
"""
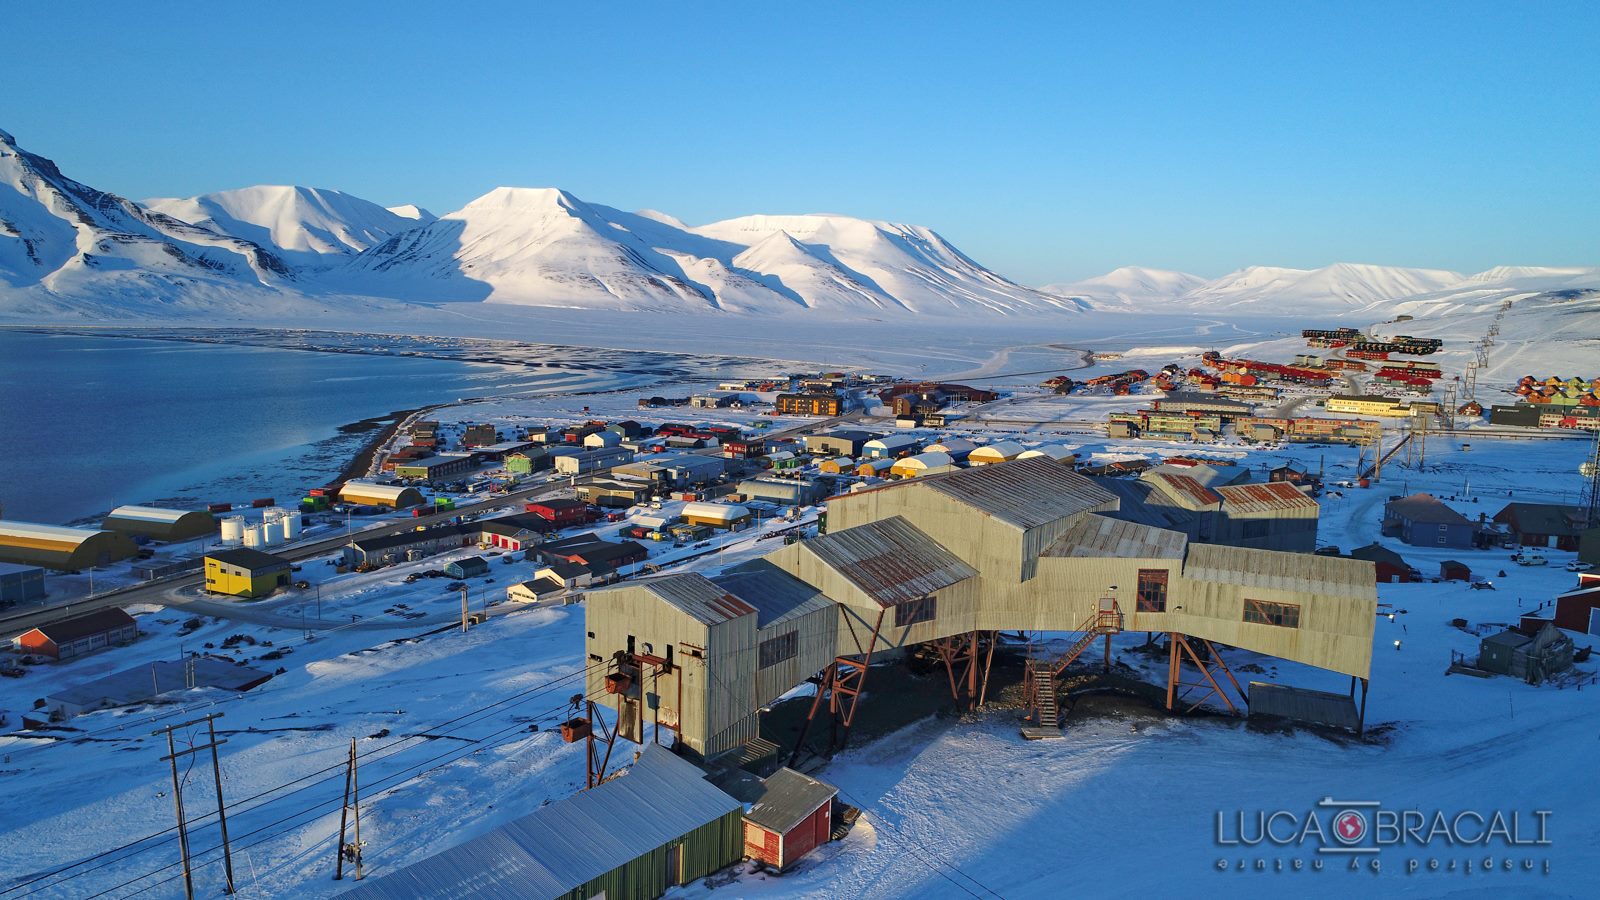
[4, 2, 1596, 283]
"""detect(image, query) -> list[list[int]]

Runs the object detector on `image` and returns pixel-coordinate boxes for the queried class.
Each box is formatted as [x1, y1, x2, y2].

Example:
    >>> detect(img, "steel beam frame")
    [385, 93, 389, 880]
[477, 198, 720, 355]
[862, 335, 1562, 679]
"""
[1165, 632, 1246, 715]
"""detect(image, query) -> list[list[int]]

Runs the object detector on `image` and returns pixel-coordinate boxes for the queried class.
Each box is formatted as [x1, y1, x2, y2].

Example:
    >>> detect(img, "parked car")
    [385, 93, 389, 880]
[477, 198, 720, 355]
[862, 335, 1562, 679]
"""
[1513, 554, 1548, 567]
[1567, 561, 1594, 572]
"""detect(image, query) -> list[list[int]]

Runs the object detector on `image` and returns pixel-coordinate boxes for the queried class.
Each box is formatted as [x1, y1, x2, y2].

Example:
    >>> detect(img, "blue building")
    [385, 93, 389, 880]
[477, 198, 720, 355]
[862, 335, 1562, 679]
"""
[0, 562, 46, 606]
[1383, 494, 1480, 550]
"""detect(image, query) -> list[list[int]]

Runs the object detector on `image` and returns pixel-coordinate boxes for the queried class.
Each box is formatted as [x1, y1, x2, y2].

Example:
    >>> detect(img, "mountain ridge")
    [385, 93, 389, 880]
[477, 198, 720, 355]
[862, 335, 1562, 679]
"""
[1, 127, 1596, 323]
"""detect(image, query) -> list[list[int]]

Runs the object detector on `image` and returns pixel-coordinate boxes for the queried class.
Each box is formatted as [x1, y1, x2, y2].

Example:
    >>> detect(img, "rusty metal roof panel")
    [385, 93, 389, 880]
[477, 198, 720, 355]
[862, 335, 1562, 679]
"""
[1216, 481, 1320, 514]
[1183, 543, 1373, 598]
[592, 573, 758, 626]
[1146, 472, 1224, 510]
[918, 457, 1117, 529]
[800, 516, 976, 607]
[1044, 513, 1188, 559]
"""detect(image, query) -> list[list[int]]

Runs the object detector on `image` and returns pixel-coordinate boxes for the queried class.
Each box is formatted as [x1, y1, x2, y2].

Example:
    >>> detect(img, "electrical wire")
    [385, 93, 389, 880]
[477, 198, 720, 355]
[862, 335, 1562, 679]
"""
[3, 658, 609, 897]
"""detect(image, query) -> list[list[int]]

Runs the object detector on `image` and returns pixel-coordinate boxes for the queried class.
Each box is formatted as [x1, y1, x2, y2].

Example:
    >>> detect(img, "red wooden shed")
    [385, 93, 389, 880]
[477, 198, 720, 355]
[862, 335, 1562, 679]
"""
[743, 768, 838, 872]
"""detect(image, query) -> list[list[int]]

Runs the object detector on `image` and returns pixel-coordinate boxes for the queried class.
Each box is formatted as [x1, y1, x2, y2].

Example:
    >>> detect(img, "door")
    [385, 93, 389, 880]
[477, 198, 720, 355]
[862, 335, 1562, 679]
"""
[665, 843, 682, 886]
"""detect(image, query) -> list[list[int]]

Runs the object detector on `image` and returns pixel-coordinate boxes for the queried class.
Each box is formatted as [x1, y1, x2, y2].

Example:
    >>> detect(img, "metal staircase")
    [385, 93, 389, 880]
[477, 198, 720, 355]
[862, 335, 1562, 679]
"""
[1022, 600, 1123, 738]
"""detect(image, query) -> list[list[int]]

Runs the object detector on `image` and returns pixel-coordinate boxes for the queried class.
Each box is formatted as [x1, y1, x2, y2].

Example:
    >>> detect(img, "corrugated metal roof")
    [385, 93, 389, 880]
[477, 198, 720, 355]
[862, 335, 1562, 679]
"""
[745, 768, 838, 834]
[918, 457, 1116, 529]
[892, 451, 953, 471]
[970, 440, 1026, 461]
[105, 505, 192, 523]
[713, 560, 836, 628]
[798, 516, 975, 607]
[340, 481, 416, 502]
[0, 521, 104, 546]
[345, 745, 741, 900]
[1144, 472, 1223, 510]
[1216, 482, 1320, 513]
[1183, 543, 1374, 598]
[1044, 513, 1188, 559]
[590, 573, 759, 625]
[1014, 444, 1072, 461]
[1093, 478, 1199, 532]
[681, 501, 751, 523]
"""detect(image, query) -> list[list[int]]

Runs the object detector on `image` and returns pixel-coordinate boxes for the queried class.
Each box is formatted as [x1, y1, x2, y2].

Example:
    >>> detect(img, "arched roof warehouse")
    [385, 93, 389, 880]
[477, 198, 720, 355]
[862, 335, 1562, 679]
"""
[0, 521, 140, 571]
[102, 505, 218, 542]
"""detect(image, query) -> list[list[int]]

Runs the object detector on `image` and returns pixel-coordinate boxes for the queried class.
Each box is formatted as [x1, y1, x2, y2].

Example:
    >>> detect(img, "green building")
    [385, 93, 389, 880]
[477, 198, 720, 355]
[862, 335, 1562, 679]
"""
[343, 744, 743, 900]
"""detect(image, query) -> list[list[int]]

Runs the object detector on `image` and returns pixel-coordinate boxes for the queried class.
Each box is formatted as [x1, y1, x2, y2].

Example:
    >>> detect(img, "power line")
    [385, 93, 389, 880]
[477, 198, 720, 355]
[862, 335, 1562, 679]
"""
[5, 659, 609, 897]
[77, 687, 614, 899]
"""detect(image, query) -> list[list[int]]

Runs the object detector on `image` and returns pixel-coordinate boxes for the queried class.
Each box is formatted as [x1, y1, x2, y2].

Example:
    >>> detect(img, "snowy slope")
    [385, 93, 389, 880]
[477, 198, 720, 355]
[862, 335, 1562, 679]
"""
[1040, 266, 1207, 308]
[694, 213, 1086, 315]
[339, 191, 1083, 315]
[0, 128, 291, 295]
[337, 187, 725, 310]
[385, 203, 435, 222]
[144, 186, 426, 267]
[1177, 262, 1465, 311]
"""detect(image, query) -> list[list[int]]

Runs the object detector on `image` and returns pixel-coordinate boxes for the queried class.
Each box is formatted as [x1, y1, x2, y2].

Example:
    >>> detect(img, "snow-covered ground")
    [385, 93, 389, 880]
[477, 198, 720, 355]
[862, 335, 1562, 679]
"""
[3, 415, 1596, 898]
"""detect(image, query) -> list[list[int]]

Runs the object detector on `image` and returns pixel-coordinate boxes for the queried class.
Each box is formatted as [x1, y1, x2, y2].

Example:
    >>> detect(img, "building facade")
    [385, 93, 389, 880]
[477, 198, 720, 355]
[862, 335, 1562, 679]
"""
[204, 548, 292, 598]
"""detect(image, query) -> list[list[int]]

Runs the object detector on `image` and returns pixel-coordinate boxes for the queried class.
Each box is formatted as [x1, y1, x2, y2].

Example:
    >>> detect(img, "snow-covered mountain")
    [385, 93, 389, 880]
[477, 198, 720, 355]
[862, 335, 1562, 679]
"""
[339, 188, 1084, 315]
[1, 126, 1594, 328]
[385, 204, 435, 222]
[144, 186, 428, 267]
[1039, 266, 1207, 308]
[1179, 263, 1466, 310]
[0, 128, 290, 297]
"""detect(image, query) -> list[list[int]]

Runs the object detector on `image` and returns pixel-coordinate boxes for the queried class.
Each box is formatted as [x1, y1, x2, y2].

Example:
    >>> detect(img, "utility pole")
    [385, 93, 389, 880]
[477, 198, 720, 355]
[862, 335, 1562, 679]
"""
[335, 738, 363, 880]
[156, 714, 232, 897]
[206, 715, 236, 894]
[460, 585, 470, 632]
[161, 726, 194, 900]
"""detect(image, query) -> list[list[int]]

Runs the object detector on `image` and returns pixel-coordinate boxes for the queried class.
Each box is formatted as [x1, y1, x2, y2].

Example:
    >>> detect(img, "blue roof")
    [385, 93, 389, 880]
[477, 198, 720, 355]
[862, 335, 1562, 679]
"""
[346, 745, 740, 899]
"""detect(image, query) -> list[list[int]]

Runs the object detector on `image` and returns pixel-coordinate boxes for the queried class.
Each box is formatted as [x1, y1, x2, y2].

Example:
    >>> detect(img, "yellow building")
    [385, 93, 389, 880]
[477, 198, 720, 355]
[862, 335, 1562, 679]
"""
[204, 548, 292, 599]
[1325, 394, 1414, 417]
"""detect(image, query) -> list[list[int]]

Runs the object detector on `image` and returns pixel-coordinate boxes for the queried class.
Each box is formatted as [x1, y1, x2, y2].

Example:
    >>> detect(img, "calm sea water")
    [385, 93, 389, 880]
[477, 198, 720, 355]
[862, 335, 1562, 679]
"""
[0, 331, 642, 525]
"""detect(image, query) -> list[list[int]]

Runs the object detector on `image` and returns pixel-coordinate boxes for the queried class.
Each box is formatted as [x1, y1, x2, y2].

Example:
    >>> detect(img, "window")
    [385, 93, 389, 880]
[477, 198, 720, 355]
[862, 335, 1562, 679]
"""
[1243, 598, 1300, 629]
[759, 631, 798, 668]
[1136, 569, 1168, 612]
[895, 596, 936, 627]
[1242, 520, 1269, 540]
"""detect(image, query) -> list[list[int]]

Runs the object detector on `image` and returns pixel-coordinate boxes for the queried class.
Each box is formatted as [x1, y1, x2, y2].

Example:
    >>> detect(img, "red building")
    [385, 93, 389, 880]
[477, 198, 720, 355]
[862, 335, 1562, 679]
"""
[13, 608, 138, 661]
[524, 498, 592, 526]
[1439, 560, 1472, 582]
[1349, 543, 1417, 583]
[1555, 574, 1600, 633]
[743, 768, 838, 872]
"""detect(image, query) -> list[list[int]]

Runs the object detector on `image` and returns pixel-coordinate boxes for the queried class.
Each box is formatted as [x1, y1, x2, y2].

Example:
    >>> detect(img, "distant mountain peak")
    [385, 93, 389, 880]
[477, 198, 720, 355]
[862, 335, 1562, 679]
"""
[144, 185, 430, 266]
[386, 204, 434, 221]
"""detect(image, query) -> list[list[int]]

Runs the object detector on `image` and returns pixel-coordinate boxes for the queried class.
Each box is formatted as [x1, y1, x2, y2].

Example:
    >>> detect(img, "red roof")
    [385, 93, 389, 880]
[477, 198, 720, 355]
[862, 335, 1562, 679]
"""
[1216, 481, 1319, 512]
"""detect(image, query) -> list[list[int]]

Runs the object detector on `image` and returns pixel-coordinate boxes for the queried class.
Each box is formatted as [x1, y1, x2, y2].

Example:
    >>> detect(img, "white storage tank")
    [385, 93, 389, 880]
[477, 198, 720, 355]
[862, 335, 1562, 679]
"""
[280, 510, 302, 540]
[262, 519, 284, 546]
[242, 523, 265, 548]
[219, 515, 246, 546]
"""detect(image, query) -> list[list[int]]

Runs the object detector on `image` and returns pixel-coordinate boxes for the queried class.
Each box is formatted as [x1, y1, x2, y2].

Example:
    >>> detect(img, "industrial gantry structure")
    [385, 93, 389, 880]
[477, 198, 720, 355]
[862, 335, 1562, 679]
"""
[582, 457, 1379, 768]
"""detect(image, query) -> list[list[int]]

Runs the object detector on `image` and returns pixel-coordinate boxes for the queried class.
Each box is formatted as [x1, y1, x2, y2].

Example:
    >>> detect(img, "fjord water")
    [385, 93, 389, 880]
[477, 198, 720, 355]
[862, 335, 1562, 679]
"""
[0, 331, 598, 524]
